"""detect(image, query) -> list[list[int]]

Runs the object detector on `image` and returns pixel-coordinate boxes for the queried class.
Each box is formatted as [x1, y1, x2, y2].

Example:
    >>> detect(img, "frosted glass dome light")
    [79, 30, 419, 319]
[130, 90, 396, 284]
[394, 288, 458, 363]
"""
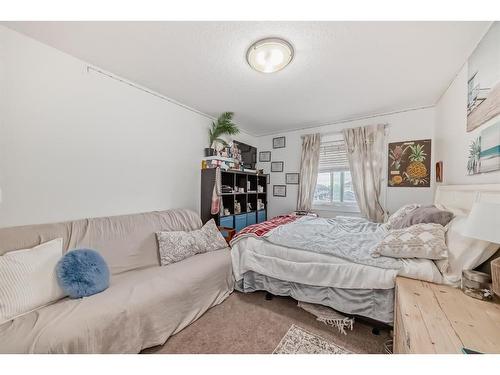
[246, 38, 294, 73]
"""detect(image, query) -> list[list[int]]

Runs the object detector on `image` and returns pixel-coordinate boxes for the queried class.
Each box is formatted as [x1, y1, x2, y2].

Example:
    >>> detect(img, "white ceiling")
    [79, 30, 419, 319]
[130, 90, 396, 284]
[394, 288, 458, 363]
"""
[4, 21, 490, 136]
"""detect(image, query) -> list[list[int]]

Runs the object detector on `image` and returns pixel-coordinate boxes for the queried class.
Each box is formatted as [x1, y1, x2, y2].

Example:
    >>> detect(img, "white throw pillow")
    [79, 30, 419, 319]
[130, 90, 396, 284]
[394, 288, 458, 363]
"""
[386, 203, 420, 230]
[0, 238, 65, 325]
[372, 223, 448, 260]
[156, 219, 228, 266]
[435, 215, 499, 286]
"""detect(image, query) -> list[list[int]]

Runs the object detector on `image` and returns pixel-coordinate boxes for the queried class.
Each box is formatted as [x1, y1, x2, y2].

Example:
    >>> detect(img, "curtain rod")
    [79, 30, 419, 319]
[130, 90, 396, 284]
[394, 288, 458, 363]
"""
[300, 123, 389, 139]
[86, 66, 215, 121]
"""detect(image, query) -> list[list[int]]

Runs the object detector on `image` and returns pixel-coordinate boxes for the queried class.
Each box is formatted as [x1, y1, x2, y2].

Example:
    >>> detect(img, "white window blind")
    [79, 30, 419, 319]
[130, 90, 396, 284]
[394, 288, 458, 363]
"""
[318, 139, 349, 172]
[314, 136, 358, 212]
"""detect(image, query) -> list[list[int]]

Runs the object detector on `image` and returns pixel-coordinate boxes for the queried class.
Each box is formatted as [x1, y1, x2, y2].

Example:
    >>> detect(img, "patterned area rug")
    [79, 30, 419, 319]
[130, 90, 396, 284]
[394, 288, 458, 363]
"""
[298, 301, 354, 335]
[273, 324, 353, 354]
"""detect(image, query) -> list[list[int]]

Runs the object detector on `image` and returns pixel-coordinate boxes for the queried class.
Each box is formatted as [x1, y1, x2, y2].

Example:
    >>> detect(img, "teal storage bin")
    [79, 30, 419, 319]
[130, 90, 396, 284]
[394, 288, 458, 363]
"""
[246, 212, 257, 226]
[235, 214, 247, 232]
[257, 210, 266, 223]
[220, 215, 234, 228]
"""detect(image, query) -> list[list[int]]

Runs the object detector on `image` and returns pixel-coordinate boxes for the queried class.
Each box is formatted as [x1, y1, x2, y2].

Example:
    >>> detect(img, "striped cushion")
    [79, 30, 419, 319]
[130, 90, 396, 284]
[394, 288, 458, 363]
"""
[0, 238, 65, 324]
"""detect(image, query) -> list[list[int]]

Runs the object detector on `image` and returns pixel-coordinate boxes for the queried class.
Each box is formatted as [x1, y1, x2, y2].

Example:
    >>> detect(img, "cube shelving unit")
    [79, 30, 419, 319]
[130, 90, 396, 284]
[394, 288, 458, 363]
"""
[201, 169, 268, 232]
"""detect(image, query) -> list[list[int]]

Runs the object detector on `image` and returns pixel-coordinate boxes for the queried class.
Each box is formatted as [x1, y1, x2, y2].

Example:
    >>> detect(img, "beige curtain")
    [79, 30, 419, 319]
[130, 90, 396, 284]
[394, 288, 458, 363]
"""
[297, 133, 321, 211]
[342, 124, 386, 222]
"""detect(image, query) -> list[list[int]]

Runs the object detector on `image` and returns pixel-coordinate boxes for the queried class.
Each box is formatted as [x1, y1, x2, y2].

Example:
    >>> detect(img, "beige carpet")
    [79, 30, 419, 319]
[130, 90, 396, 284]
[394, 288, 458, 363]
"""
[142, 291, 390, 354]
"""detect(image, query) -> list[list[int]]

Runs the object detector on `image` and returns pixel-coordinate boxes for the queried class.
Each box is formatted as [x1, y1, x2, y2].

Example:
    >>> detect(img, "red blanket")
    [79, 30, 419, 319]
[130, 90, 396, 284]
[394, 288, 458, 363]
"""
[231, 214, 299, 244]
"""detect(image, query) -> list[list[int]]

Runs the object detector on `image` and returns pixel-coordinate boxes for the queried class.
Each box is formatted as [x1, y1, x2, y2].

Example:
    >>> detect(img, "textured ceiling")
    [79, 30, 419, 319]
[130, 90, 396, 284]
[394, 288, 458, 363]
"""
[4, 21, 490, 135]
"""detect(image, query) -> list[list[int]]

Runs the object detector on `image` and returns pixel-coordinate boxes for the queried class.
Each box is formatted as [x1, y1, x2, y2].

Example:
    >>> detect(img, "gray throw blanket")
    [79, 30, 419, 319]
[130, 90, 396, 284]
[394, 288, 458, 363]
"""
[265, 216, 402, 270]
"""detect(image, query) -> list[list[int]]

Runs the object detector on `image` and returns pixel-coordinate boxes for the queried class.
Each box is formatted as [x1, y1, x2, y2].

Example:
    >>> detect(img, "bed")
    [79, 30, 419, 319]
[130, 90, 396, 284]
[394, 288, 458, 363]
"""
[230, 184, 500, 324]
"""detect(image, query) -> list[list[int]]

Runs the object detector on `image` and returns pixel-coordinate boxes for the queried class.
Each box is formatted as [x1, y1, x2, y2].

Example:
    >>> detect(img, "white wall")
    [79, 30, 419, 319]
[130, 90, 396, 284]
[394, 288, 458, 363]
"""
[257, 107, 436, 218]
[435, 63, 500, 185]
[0, 26, 256, 228]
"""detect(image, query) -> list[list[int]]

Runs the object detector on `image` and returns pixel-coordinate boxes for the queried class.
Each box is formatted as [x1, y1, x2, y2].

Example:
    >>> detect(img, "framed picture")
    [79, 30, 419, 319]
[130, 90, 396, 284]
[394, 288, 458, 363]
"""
[388, 139, 431, 187]
[435, 161, 443, 182]
[285, 173, 300, 184]
[466, 23, 500, 132]
[467, 120, 500, 175]
[271, 161, 284, 172]
[259, 151, 271, 162]
[273, 185, 287, 197]
[273, 136, 286, 149]
[266, 174, 270, 184]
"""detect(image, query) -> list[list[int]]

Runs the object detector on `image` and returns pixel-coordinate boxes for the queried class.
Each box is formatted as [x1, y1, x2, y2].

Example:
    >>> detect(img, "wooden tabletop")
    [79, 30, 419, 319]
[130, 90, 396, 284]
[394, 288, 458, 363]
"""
[395, 276, 500, 354]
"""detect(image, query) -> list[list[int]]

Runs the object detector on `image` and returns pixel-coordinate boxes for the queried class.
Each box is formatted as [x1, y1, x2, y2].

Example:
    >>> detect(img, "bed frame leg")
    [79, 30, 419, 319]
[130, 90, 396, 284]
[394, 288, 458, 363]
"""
[265, 292, 274, 301]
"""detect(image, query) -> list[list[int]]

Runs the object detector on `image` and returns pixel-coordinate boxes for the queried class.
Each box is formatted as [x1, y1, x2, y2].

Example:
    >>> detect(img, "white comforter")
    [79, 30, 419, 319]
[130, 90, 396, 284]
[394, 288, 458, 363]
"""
[231, 217, 443, 290]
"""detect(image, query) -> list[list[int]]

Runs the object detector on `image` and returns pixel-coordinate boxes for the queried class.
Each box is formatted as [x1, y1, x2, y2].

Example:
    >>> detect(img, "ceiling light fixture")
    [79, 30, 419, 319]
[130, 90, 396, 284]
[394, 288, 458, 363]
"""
[246, 38, 294, 73]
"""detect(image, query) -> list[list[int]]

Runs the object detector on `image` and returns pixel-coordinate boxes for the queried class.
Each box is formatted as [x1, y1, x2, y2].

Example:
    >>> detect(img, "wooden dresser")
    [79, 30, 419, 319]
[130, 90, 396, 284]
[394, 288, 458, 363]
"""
[394, 276, 500, 354]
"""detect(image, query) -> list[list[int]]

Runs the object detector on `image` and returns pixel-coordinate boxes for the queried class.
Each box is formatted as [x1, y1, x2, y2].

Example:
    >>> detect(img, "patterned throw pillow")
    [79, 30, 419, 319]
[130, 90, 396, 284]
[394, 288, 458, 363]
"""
[372, 223, 448, 260]
[386, 203, 420, 229]
[391, 205, 454, 230]
[156, 219, 228, 266]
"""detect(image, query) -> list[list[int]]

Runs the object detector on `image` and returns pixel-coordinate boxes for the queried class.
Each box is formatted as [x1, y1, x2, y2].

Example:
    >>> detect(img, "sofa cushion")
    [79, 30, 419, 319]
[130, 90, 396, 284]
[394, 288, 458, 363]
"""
[0, 249, 233, 353]
[0, 238, 65, 325]
[156, 219, 228, 266]
[56, 249, 110, 298]
[0, 209, 202, 275]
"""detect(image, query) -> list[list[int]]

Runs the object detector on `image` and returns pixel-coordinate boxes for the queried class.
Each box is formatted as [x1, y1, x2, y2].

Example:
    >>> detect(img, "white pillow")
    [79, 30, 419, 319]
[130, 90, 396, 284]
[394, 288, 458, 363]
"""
[372, 223, 448, 260]
[386, 203, 420, 229]
[0, 238, 65, 325]
[435, 216, 499, 286]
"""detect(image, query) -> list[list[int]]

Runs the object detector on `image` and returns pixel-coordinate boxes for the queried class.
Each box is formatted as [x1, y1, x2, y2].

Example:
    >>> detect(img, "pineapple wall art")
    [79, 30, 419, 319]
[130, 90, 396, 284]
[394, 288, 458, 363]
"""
[388, 139, 431, 187]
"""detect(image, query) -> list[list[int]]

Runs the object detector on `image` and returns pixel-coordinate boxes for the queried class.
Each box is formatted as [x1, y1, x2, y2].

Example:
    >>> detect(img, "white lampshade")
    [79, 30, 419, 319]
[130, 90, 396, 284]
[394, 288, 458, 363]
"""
[462, 202, 500, 244]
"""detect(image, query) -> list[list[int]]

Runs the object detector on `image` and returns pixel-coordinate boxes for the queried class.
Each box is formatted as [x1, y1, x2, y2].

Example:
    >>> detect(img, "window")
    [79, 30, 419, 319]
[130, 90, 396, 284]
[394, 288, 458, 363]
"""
[313, 138, 359, 212]
[314, 171, 356, 203]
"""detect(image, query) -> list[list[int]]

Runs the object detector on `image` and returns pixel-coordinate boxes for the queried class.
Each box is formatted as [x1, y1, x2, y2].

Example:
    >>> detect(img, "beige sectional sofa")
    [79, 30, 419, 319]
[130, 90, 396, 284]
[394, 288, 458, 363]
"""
[0, 209, 234, 353]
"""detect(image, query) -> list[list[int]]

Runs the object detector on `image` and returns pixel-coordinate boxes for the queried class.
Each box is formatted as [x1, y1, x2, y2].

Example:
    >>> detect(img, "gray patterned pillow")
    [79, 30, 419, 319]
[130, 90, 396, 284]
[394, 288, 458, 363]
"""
[391, 205, 454, 229]
[386, 203, 420, 229]
[156, 219, 228, 266]
[372, 223, 448, 260]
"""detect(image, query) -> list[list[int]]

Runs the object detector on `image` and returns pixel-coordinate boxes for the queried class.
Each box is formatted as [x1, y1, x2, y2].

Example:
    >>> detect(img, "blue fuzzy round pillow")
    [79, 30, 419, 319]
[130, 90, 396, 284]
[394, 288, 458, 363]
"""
[56, 249, 110, 298]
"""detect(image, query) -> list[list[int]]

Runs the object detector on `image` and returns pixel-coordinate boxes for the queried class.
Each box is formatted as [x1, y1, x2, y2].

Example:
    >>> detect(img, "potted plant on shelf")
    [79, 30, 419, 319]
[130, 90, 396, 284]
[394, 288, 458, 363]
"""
[205, 112, 239, 157]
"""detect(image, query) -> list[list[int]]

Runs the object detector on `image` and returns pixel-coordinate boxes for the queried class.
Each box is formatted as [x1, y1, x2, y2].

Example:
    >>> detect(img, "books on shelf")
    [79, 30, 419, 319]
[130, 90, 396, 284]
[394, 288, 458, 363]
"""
[201, 159, 234, 171]
[221, 185, 233, 193]
[203, 156, 238, 163]
[201, 157, 259, 174]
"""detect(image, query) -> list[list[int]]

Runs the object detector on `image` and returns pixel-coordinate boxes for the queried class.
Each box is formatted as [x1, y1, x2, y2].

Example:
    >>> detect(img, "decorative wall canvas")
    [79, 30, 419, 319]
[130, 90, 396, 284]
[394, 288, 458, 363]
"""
[388, 139, 431, 187]
[467, 22, 500, 132]
[468, 120, 500, 175]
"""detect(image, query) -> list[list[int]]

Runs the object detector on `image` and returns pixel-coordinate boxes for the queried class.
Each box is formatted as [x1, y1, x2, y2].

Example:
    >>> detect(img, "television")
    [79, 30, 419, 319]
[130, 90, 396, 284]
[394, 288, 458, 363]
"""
[233, 141, 257, 170]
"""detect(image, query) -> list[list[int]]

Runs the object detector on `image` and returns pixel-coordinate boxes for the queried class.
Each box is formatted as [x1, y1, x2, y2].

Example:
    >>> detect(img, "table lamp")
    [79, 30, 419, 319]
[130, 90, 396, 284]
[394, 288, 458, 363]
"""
[462, 202, 500, 298]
